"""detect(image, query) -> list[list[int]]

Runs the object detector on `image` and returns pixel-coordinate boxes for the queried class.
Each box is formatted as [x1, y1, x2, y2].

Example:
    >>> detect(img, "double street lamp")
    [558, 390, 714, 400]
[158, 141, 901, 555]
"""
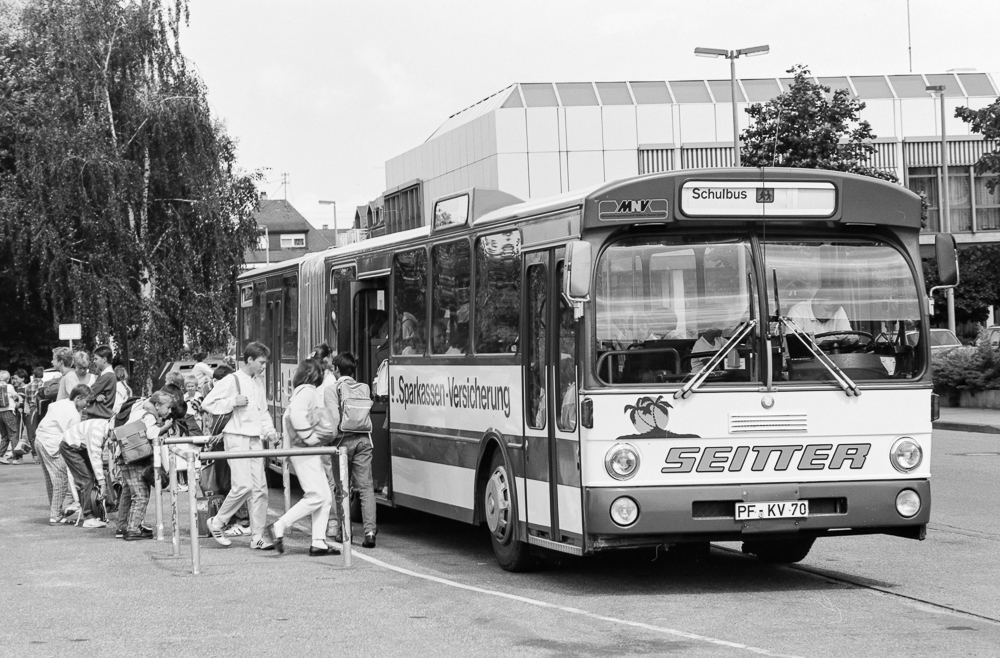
[694, 45, 769, 167]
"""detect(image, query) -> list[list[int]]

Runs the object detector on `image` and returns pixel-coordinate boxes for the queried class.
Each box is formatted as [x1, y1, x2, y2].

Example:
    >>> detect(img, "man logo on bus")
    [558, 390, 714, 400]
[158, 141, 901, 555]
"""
[616, 199, 652, 214]
[756, 188, 775, 204]
[617, 395, 700, 440]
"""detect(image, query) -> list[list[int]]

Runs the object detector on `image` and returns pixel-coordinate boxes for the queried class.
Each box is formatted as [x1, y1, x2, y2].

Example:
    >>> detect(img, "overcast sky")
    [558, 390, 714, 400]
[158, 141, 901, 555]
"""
[180, 0, 1000, 229]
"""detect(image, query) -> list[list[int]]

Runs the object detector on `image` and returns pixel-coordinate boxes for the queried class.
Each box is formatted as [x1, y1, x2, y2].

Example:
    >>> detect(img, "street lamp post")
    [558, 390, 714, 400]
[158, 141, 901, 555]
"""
[926, 84, 956, 334]
[694, 45, 769, 167]
[319, 200, 338, 248]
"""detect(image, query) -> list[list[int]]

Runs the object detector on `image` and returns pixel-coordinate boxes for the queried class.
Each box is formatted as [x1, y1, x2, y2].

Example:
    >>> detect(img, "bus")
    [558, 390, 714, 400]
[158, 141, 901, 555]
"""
[236, 168, 958, 571]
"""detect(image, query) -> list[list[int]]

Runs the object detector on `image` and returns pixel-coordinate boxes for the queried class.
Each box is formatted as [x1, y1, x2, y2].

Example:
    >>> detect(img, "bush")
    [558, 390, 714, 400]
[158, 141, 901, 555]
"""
[933, 327, 1000, 398]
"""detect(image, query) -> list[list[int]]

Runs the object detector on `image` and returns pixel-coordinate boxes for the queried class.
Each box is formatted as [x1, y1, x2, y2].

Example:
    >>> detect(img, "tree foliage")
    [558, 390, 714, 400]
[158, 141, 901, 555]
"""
[0, 0, 260, 389]
[956, 99, 1000, 194]
[923, 245, 1000, 325]
[741, 65, 897, 183]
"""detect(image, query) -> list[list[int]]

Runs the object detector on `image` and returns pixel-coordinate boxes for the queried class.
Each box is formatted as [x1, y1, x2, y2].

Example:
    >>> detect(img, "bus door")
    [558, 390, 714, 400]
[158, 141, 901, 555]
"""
[264, 289, 283, 432]
[351, 282, 391, 499]
[523, 247, 582, 548]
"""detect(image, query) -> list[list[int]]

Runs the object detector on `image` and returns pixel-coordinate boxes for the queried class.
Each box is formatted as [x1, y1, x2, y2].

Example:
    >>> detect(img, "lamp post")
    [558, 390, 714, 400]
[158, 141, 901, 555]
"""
[319, 199, 338, 248]
[694, 45, 769, 167]
[926, 84, 956, 334]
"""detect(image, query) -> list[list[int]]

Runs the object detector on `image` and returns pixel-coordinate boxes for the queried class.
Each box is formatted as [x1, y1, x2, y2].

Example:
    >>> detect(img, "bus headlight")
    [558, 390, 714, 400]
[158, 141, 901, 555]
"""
[895, 489, 921, 518]
[610, 496, 640, 527]
[890, 437, 923, 473]
[605, 443, 640, 480]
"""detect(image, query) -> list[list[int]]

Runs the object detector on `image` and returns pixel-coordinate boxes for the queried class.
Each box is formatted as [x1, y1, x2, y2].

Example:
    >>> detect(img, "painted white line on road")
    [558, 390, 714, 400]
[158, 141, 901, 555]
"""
[272, 505, 799, 658]
[355, 551, 803, 657]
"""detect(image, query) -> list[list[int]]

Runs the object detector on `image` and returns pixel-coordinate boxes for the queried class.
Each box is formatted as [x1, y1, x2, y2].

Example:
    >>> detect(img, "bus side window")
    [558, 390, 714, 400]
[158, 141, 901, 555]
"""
[431, 240, 471, 355]
[475, 230, 521, 354]
[393, 248, 427, 355]
[525, 263, 546, 429]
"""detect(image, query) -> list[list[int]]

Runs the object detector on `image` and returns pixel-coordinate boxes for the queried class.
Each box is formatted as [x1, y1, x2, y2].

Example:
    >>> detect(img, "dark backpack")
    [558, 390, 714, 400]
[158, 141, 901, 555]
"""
[114, 397, 142, 428]
[40, 378, 60, 402]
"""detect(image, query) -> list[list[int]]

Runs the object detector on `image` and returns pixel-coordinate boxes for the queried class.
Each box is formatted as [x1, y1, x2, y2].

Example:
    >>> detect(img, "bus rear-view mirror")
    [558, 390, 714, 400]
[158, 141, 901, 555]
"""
[566, 241, 592, 301]
[935, 233, 959, 287]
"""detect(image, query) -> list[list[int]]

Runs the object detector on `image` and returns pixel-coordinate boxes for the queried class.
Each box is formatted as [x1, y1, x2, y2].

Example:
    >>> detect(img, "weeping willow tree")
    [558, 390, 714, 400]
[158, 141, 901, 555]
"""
[0, 0, 260, 389]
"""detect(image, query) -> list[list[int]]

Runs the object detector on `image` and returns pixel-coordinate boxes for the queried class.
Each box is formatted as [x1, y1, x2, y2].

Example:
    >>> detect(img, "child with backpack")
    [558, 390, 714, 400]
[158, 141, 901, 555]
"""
[327, 352, 377, 548]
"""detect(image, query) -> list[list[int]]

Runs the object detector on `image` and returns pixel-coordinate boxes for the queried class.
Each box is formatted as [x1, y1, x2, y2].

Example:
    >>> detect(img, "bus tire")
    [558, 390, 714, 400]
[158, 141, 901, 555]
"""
[484, 450, 532, 572]
[742, 537, 815, 564]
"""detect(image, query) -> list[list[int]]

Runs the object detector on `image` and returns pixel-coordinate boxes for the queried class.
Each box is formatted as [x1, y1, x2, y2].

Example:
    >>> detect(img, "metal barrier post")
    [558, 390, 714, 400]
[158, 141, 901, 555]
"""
[282, 434, 292, 517]
[339, 447, 351, 568]
[187, 453, 200, 575]
[169, 449, 179, 558]
[153, 435, 164, 541]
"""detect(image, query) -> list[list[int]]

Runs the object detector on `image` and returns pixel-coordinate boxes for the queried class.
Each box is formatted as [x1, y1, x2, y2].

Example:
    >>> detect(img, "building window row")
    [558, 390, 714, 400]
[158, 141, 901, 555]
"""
[907, 167, 1000, 232]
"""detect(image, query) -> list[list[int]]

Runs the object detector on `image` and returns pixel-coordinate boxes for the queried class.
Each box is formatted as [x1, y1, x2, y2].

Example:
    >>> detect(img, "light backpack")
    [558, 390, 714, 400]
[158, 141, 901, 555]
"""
[337, 378, 373, 433]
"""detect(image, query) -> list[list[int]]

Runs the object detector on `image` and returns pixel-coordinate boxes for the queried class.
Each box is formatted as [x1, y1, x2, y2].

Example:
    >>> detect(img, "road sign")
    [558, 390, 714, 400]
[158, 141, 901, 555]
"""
[58, 324, 82, 341]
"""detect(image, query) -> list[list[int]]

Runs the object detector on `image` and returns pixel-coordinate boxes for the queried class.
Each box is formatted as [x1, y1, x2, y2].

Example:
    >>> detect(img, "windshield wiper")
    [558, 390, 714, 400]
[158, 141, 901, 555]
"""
[779, 317, 861, 397]
[674, 320, 757, 400]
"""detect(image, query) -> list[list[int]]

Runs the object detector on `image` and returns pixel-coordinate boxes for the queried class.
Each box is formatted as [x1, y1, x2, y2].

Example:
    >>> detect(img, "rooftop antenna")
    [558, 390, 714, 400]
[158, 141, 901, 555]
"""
[907, 0, 913, 73]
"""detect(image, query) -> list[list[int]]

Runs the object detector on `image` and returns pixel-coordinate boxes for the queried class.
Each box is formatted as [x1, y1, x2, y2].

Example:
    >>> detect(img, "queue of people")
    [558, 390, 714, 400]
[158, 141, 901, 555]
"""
[5, 341, 378, 556]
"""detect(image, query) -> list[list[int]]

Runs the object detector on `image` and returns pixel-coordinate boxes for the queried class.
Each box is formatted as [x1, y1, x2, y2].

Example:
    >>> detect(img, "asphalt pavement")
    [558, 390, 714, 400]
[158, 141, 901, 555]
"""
[2, 428, 999, 658]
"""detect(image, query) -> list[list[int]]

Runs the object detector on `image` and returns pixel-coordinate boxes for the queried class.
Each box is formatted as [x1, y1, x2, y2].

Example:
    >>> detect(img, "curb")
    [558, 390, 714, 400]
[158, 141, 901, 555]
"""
[933, 421, 1000, 435]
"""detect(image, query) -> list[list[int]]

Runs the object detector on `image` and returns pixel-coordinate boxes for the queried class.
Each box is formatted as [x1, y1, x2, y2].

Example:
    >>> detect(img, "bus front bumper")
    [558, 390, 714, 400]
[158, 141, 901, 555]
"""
[584, 479, 930, 551]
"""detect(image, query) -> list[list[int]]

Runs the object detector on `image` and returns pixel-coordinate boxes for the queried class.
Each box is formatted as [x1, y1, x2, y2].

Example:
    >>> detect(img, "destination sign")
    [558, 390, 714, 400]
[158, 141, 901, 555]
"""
[680, 181, 836, 218]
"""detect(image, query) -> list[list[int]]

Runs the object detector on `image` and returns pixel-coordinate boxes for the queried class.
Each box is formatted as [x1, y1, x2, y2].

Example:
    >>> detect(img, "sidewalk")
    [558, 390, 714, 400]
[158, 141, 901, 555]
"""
[933, 406, 1000, 435]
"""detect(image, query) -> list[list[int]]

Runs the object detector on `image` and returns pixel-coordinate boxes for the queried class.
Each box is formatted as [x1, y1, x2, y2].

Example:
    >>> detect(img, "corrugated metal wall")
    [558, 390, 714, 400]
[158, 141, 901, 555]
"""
[638, 148, 673, 174]
[298, 253, 327, 360]
[904, 140, 995, 167]
[682, 146, 734, 169]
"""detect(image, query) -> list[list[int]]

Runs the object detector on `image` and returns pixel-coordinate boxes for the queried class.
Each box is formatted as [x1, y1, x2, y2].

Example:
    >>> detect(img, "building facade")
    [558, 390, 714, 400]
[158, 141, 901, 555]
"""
[376, 73, 999, 248]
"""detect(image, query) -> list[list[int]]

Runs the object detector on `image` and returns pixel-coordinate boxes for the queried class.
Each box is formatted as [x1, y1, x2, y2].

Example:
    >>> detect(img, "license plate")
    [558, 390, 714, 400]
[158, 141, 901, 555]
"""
[735, 500, 809, 521]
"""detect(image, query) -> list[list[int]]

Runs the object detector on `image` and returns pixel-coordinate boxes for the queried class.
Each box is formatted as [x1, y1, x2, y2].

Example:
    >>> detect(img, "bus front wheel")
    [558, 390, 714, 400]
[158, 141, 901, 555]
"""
[484, 451, 533, 572]
[742, 537, 815, 564]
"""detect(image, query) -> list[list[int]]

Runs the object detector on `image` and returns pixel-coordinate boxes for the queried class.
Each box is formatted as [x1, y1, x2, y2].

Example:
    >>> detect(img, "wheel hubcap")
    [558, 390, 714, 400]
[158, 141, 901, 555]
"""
[485, 466, 510, 538]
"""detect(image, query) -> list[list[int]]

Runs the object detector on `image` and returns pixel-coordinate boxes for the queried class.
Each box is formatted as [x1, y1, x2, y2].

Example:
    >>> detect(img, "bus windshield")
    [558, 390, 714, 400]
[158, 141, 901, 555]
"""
[594, 235, 924, 386]
[764, 239, 923, 382]
[595, 238, 756, 385]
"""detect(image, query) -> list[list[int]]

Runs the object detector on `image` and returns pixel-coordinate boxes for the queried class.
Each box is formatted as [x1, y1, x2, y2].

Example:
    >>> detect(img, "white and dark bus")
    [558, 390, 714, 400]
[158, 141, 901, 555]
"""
[236, 168, 958, 571]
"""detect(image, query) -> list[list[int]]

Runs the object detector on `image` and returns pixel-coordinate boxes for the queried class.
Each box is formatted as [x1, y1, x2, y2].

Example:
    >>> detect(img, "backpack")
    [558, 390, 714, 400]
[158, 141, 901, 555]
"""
[114, 397, 143, 429]
[202, 374, 241, 436]
[337, 379, 373, 433]
[40, 378, 60, 402]
[0, 385, 8, 409]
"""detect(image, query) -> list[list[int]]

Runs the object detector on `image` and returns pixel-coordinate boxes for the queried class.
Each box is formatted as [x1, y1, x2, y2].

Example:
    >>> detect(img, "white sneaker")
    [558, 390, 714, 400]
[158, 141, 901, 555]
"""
[207, 516, 232, 546]
[82, 518, 108, 529]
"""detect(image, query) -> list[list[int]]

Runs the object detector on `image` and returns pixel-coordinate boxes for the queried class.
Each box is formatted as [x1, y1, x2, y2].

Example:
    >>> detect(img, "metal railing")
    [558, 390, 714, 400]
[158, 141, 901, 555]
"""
[155, 435, 351, 575]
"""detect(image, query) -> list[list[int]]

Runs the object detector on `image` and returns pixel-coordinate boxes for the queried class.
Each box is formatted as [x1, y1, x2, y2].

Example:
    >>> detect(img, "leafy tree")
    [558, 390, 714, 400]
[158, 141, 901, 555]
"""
[923, 245, 1000, 326]
[956, 100, 1000, 194]
[741, 64, 897, 183]
[0, 0, 260, 388]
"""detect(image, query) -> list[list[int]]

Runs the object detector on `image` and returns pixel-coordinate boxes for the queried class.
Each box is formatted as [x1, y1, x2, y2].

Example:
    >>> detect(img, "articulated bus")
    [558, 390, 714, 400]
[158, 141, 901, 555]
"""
[237, 168, 958, 571]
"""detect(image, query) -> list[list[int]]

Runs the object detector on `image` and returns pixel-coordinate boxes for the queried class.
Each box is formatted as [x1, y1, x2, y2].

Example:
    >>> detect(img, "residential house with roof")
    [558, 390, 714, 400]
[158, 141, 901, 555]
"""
[244, 192, 339, 268]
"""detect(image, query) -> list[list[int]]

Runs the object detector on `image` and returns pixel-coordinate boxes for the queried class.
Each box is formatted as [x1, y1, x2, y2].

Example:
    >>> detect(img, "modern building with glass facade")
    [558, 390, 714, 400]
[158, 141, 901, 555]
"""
[362, 72, 998, 250]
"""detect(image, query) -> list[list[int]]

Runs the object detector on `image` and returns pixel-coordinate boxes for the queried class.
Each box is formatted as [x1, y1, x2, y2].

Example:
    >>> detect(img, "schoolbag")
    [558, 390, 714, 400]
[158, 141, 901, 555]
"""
[0, 385, 8, 409]
[337, 379, 373, 433]
[113, 397, 143, 429]
[40, 378, 60, 402]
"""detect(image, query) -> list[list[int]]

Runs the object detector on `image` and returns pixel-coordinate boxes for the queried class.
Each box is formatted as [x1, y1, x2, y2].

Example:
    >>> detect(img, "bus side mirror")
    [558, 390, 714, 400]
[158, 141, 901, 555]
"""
[935, 233, 959, 287]
[565, 241, 592, 302]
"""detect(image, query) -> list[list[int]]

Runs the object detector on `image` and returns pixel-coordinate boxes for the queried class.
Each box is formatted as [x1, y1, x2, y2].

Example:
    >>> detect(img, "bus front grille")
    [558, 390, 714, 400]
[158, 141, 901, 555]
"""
[729, 413, 807, 434]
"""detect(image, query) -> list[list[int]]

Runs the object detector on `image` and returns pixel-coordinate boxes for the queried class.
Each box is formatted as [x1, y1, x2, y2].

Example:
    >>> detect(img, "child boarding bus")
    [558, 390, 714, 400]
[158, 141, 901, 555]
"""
[236, 168, 958, 572]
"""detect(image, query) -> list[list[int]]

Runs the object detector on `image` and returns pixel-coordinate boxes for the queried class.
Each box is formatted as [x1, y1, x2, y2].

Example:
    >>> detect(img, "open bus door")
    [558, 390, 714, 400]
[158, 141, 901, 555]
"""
[351, 282, 391, 500]
[522, 247, 583, 551]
